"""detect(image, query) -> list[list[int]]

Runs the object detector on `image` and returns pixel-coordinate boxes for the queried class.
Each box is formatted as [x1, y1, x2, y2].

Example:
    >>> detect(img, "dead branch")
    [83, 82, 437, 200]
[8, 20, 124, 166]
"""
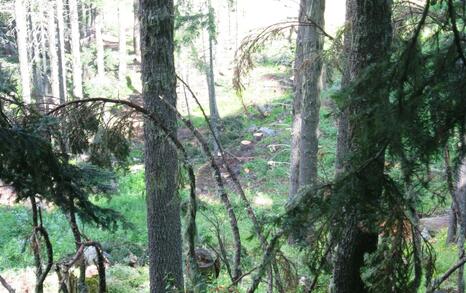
[427, 255, 466, 293]
[35, 226, 54, 289]
[0, 275, 15, 293]
[177, 77, 284, 289]
[48, 97, 200, 287]
[157, 95, 243, 281]
[247, 230, 285, 293]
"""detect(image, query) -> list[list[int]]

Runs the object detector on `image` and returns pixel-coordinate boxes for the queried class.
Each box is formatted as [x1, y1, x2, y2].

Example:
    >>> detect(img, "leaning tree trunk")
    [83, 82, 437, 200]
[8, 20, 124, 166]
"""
[332, 0, 392, 292]
[95, 11, 105, 80]
[206, 0, 220, 153]
[69, 0, 83, 99]
[48, 1, 60, 103]
[118, 2, 127, 83]
[15, 0, 31, 104]
[140, 0, 184, 291]
[56, 0, 67, 104]
[298, 0, 325, 189]
[289, 0, 306, 198]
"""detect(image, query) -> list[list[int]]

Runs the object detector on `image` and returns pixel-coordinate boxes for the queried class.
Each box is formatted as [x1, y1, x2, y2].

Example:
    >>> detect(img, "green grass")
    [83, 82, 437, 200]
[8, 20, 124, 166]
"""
[0, 55, 457, 292]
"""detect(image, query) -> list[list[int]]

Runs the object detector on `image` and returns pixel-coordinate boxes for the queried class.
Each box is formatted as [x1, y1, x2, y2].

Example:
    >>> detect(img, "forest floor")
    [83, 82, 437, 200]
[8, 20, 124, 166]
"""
[0, 62, 460, 293]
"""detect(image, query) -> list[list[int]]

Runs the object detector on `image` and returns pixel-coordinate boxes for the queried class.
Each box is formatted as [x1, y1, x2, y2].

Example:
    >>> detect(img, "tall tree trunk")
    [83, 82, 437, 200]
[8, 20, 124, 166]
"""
[206, 5, 220, 153]
[39, 3, 48, 97]
[298, 0, 325, 188]
[56, 0, 67, 104]
[332, 0, 392, 292]
[133, 0, 141, 60]
[289, 0, 307, 198]
[69, 0, 83, 99]
[118, 2, 127, 83]
[15, 0, 31, 104]
[30, 3, 45, 107]
[48, 1, 60, 103]
[456, 156, 466, 293]
[140, 0, 184, 291]
[95, 11, 105, 80]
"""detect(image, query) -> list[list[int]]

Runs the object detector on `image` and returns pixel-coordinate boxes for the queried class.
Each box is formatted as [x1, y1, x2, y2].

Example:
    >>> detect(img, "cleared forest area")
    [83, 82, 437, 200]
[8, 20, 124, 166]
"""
[0, 0, 466, 293]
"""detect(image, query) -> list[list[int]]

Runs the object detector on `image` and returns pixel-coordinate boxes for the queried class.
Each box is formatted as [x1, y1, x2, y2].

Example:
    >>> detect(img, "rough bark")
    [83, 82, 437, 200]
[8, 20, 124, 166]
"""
[446, 146, 460, 244]
[298, 0, 325, 188]
[456, 157, 466, 293]
[15, 0, 31, 104]
[69, 0, 83, 99]
[118, 2, 127, 83]
[332, 0, 392, 292]
[56, 0, 67, 104]
[48, 1, 60, 102]
[140, 0, 184, 291]
[206, 0, 220, 153]
[95, 11, 105, 80]
[289, 0, 306, 198]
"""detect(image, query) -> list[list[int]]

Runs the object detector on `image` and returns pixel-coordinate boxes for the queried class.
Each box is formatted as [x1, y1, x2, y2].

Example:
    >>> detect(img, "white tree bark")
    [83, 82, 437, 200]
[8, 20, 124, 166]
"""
[118, 2, 127, 83]
[56, 0, 67, 103]
[48, 1, 60, 102]
[69, 0, 83, 99]
[95, 12, 105, 80]
[15, 0, 31, 104]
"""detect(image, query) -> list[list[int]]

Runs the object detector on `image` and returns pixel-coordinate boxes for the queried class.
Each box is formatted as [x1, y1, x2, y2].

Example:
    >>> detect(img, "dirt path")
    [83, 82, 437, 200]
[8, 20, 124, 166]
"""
[420, 214, 450, 235]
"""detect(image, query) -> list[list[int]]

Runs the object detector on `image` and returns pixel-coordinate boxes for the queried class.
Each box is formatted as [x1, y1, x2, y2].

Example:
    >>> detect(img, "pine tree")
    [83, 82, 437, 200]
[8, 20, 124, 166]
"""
[332, 0, 392, 292]
[298, 0, 325, 189]
[140, 0, 184, 291]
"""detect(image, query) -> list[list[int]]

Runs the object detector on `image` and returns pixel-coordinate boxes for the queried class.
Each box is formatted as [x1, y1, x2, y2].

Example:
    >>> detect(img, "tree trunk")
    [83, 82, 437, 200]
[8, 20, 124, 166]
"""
[69, 0, 83, 99]
[133, 0, 141, 60]
[206, 0, 220, 153]
[56, 0, 67, 104]
[30, 196, 44, 293]
[39, 3, 48, 98]
[140, 0, 184, 291]
[30, 3, 46, 107]
[15, 0, 31, 104]
[332, 0, 392, 292]
[67, 204, 88, 293]
[48, 1, 60, 103]
[298, 0, 325, 188]
[447, 206, 458, 243]
[118, 2, 127, 83]
[289, 0, 306, 198]
[95, 11, 105, 80]
[456, 157, 466, 293]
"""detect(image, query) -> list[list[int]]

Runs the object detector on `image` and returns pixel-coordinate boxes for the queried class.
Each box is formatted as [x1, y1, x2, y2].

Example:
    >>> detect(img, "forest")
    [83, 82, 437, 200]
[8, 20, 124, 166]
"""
[0, 0, 466, 292]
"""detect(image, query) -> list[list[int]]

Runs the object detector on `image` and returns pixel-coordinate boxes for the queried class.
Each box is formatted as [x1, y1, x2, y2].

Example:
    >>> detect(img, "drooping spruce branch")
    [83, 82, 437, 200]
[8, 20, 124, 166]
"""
[48, 97, 201, 286]
[233, 20, 336, 97]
